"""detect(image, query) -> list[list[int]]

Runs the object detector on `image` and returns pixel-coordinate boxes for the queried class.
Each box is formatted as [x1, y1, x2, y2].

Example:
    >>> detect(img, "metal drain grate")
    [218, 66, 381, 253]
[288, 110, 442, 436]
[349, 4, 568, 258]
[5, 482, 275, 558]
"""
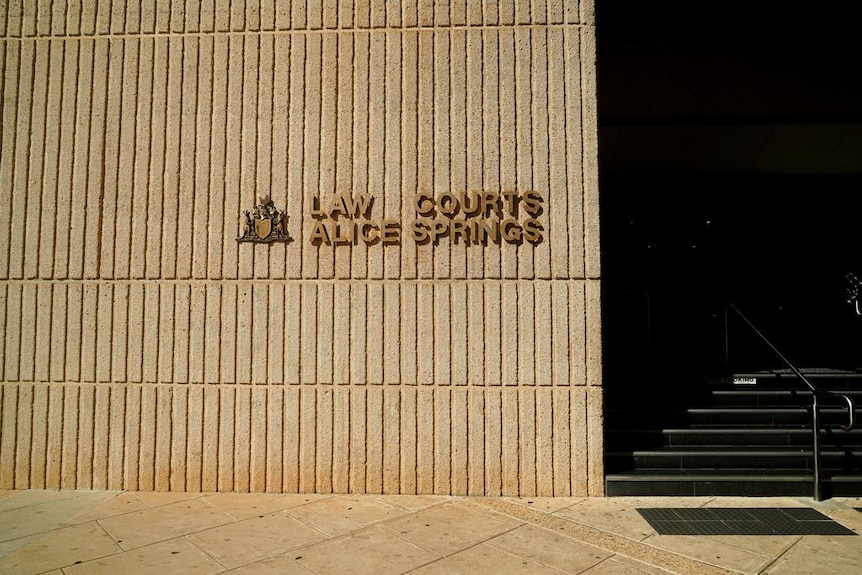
[637, 508, 857, 536]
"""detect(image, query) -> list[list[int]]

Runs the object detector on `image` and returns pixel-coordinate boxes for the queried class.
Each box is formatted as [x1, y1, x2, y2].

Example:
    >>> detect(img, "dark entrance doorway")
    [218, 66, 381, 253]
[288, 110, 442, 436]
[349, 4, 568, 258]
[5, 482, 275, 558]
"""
[597, 0, 862, 385]
[602, 173, 862, 379]
[597, 1, 862, 496]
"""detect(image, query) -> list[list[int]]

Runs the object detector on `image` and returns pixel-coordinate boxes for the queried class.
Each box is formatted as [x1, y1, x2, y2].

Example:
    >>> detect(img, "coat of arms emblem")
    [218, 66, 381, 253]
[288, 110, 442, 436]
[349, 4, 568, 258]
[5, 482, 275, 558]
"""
[237, 196, 289, 243]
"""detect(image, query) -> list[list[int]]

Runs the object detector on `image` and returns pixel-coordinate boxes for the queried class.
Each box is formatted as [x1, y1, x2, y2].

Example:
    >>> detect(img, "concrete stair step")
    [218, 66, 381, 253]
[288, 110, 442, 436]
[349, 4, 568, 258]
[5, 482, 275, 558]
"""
[605, 469, 862, 497]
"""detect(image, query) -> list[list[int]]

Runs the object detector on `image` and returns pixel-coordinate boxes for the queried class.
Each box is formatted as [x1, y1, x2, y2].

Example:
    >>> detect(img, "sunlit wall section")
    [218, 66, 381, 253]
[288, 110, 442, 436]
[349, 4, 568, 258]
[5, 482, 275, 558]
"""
[0, 1, 600, 495]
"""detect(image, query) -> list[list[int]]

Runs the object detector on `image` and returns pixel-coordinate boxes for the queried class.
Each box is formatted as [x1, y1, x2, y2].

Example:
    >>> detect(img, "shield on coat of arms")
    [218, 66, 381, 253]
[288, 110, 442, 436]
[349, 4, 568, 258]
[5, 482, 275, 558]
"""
[238, 197, 289, 243]
[255, 218, 272, 239]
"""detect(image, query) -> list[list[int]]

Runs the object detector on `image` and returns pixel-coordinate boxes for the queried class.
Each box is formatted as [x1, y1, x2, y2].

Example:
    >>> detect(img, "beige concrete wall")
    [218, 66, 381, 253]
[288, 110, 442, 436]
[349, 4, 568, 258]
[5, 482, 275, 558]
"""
[0, 1, 601, 495]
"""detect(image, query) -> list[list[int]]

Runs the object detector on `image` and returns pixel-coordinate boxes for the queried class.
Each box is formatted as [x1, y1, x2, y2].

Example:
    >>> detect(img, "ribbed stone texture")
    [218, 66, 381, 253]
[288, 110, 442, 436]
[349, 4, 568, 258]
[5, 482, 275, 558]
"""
[0, 1, 601, 496]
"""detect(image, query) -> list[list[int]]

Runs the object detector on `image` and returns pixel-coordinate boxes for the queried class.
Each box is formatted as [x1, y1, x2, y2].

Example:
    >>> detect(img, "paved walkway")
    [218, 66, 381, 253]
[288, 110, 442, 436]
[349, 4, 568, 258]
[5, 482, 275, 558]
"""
[0, 490, 860, 574]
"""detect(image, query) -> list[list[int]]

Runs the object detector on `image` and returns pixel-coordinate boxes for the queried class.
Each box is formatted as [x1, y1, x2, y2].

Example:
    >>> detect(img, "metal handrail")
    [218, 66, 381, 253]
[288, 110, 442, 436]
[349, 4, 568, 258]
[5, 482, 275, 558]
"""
[727, 303, 856, 501]
[848, 273, 861, 317]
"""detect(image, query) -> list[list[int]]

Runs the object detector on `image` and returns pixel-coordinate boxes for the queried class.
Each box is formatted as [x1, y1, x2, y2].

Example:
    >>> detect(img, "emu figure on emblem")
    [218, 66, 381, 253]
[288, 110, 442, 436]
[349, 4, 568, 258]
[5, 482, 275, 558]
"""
[237, 196, 290, 243]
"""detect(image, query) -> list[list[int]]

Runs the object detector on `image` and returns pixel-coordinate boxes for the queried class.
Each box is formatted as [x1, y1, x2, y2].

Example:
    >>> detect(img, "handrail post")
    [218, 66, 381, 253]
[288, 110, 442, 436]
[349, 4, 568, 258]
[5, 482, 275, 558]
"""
[812, 394, 822, 501]
[725, 303, 857, 501]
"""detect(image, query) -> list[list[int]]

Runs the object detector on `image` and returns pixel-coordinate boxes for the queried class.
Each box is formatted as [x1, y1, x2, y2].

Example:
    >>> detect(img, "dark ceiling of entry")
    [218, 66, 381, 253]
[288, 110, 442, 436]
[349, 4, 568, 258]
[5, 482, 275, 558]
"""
[596, 2, 862, 174]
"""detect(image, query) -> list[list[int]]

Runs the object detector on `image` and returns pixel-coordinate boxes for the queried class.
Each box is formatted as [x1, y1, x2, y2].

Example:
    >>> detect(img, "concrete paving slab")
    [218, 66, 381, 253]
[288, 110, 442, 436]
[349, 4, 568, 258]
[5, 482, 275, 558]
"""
[294, 524, 440, 574]
[70, 491, 152, 523]
[202, 492, 333, 521]
[692, 534, 799, 558]
[384, 500, 519, 556]
[98, 497, 234, 550]
[371, 494, 453, 512]
[502, 496, 586, 513]
[223, 554, 317, 574]
[188, 511, 326, 569]
[0, 520, 121, 574]
[553, 497, 667, 541]
[0, 491, 861, 575]
[133, 491, 207, 507]
[0, 489, 95, 513]
[580, 555, 672, 574]
[762, 540, 862, 575]
[0, 490, 116, 541]
[485, 523, 612, 572]
[408, 541, 563, 575]
[0, 533, 41, 560]
[701, 497, 810, 509]
[642, 534, 776, 574]
[284, 495, 408, 537]
[63, 537, 225, 575]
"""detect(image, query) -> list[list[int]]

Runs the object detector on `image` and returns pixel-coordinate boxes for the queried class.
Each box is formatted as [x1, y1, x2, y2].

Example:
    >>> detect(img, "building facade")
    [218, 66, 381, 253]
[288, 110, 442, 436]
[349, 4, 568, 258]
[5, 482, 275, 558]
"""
[0, 1, 602, 496]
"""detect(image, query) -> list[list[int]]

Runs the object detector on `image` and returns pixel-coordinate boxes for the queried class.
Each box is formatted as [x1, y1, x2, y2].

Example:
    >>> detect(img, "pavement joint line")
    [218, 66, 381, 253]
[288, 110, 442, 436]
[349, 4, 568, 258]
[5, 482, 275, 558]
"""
[197, 493, 237, 519]
[754, 535, 804, 575]
[400, 522, 531, 574]
[182, 533, 232, 572]
[376, 522, 450, 560]
[468, 497, 740, 575]
[265, 498, 524, 571]
[271, 497, 457, 553]
[483, 526, 609, 575]
[368, 493, 454, 514]
[369, 498, 526, 558]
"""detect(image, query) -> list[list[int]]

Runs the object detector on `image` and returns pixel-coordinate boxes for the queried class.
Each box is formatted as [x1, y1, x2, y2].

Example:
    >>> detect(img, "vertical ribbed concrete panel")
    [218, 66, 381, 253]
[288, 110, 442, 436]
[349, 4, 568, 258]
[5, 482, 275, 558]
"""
[0, 1, 601, 496]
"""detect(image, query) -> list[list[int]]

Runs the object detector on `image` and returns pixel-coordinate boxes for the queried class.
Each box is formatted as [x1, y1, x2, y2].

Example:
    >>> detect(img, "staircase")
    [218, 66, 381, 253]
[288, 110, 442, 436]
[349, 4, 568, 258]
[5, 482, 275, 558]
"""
[605, 373, 862, 497]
